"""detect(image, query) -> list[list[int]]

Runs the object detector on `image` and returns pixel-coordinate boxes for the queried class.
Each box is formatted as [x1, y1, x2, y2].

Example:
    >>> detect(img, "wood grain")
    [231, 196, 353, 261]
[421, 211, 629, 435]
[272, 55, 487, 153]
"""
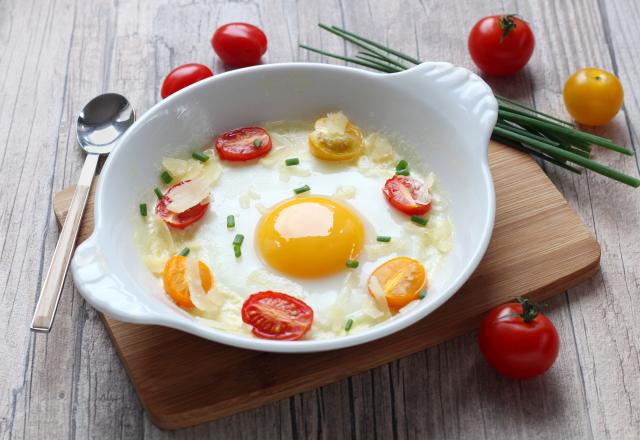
[51, 141, 600, 429]
[2, 0, 639, 438]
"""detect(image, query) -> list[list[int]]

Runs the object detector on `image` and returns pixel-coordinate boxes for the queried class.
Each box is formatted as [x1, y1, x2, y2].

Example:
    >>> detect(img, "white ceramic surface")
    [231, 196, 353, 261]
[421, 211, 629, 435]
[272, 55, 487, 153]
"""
[70, 62, 498, 353]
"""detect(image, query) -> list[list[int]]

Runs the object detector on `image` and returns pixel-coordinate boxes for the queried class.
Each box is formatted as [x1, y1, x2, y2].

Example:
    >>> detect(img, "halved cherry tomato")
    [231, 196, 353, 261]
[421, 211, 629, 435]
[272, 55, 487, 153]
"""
[308, 115, 364, 161]
[215, 127, 272, 161]
[211, 23, 268, 67]
[383, 175, 432, 215]
[479, 299, 559, 379]
[241, 291, 314, 340]
[163, 255, 213, 309]
[156, 180, 210, 229]
[161, 63, 213, 99]
[368, 257, 427, 308]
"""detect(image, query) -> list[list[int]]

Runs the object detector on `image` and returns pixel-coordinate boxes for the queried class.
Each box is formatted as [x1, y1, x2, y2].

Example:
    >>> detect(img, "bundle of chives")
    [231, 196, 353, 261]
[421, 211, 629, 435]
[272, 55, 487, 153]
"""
[300, 24, 640, 188]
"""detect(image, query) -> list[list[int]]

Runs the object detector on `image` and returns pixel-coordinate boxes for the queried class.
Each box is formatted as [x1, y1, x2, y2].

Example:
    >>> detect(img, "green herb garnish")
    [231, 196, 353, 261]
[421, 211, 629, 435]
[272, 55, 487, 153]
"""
[411, 215, 428, 226]
[285, 157, 300, 166]
[192, 151, 210, 162]
[376, 236, 391, 242]
[233, 246, 242, 258]
[395, 160, 410, 175]
[233, 234, 244, 246]
[345, 319, 354, 332]
[178, 247, 190, 257]
[153, 187, 163, 200]
[227, 215, 235, 229]
[294, 185, 310, 194]
[346, 259, 359, 268]
[139, 203, 147, 217]
[253, 138, 263, 148]
[419, 290, 427, 300]
[160, 170, 173, 184]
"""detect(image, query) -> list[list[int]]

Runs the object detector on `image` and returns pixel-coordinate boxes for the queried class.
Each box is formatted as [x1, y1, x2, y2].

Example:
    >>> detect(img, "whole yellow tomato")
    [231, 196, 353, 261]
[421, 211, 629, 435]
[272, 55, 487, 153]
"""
[563, 67, 624, 126]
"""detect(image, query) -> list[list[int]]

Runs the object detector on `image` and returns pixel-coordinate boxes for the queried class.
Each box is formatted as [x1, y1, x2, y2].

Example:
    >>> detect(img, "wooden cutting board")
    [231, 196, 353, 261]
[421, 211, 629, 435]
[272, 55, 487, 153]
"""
[54, 141, 600, 430]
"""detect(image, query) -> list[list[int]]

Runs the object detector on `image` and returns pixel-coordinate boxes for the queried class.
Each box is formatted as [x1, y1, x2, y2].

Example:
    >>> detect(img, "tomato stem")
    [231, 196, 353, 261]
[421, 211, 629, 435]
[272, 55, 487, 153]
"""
[516, 297, 540, 322]
[498, 14, 518, 43]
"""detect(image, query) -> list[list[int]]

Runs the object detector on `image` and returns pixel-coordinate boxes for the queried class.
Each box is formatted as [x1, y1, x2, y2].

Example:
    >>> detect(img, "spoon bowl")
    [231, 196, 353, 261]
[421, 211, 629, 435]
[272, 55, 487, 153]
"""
[76, 93, 135, 154]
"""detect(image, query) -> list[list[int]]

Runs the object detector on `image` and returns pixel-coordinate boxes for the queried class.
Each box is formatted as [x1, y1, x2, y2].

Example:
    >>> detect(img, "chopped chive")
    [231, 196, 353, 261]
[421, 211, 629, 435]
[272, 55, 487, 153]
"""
[233, 245, 242, 258]
[376, 235, 391, 242]
[253, 138, 263, 148]
[345, 319, 354, 332]
[285, 157, 300, 166]
[154, 187, 163, 200]
[160, 170, 173, 184]
[192, 151, 210, 162]
[293, 185, 310, 194]
[139, 203, 147, 217]
[396, 168, 410, 176]
[411, 215, 428, 226]
[346, 259, 359, 268]
[396, 160, 408, 171]
[233, 234, 245, 246]
[178, 247, 190, 257]
[419, 290, 427, 300]
[227, 215, 235, 229]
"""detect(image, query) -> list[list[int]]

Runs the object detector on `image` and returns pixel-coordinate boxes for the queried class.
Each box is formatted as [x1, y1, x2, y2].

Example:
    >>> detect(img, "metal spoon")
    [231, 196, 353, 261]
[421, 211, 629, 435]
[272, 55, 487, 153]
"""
[31, 93, 135, 332]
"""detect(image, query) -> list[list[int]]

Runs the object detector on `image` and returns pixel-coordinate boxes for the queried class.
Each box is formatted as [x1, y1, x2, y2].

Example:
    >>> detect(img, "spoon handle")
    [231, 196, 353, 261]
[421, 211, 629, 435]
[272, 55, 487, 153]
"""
[31, 153, 100, 332]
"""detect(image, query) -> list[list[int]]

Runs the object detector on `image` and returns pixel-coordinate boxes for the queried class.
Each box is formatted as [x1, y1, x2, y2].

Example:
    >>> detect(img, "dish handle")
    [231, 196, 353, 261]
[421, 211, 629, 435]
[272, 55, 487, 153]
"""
[71, 236, 162, 324]
[388, 62, 498, 161]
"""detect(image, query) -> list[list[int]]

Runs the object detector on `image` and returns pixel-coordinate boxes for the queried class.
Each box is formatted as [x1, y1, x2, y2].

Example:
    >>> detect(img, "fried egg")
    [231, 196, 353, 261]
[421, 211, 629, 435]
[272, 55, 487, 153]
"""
[135, 115, 452, 339]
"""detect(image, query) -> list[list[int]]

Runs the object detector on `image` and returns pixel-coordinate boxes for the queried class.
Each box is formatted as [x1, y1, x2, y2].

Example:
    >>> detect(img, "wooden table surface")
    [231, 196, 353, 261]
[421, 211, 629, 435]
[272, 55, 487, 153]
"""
[1, 0, 639, 438]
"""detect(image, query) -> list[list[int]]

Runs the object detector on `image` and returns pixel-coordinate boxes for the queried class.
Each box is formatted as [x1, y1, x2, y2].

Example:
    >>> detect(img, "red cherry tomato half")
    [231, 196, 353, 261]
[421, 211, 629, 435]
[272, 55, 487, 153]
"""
[211, 23, 268, 67]
[479, 300, 560, 379]
[468, 15, 535, 76]
[161, 63, 213, 99]
[156, 180, 210, 229]
[215, 127, 272, 161]
[241, 291, 314, 340]
[382, 175, 432, 216]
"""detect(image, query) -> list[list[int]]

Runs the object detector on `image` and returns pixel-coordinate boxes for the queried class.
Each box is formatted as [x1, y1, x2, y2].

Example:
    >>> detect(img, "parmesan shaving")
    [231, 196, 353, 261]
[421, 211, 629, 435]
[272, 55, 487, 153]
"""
[368, 275, 392, 318]
[333, 185, 356, 200]
[364, 133, 395, 163]
[315, 111, 349, 135]
[185, 257, 222, 315]
[166, 179, 211, 213]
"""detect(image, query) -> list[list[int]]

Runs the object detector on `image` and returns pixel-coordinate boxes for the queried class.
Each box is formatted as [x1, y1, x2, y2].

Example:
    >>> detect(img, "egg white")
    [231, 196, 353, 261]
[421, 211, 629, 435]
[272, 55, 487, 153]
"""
[134, 119, 452, 339]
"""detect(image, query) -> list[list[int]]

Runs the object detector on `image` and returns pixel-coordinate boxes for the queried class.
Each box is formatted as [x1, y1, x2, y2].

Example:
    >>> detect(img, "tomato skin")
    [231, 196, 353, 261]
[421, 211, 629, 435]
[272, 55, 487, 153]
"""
[382, 175, 432, 216]
[211, 23, 267, 67]
[215, 127, 272, 161]
[468, 15, 535, 76]
[156, 181, 210, 229]
[241, 291, 314, 341]
[479, 302, 559, 379]
[161, 64, 213, 99]
[563, 67, 624, 126]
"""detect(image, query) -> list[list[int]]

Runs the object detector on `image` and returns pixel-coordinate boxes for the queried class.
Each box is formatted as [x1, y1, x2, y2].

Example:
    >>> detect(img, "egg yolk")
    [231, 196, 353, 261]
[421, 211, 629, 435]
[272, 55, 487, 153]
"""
[256, 197, 365, 278]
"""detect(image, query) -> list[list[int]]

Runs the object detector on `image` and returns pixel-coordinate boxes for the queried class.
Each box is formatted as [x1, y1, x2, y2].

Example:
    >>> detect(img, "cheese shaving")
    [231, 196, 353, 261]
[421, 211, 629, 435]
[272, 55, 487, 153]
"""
[166, 179, 211, 213]
[368, 275, 392, 318]
[333, 185, 356, 200]
[315, 111, 349, 135]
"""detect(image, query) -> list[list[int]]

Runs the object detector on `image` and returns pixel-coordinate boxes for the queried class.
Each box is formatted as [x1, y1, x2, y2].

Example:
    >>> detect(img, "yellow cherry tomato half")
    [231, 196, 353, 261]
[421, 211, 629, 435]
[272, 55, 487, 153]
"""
[367, 257, 427, 309]
[163, 255, 213, 309]
[309, 118, 364, 161]
[563, 67, 623, 126]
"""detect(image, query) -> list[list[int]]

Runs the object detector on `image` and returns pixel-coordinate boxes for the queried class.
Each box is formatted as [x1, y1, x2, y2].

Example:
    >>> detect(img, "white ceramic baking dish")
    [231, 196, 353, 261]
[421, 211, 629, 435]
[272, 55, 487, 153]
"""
[70, 62, 497, 353]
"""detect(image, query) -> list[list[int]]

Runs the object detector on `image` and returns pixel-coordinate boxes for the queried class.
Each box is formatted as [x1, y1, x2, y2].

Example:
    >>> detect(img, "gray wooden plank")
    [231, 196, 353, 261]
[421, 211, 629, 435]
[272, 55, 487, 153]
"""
[1, 0, 639, 439]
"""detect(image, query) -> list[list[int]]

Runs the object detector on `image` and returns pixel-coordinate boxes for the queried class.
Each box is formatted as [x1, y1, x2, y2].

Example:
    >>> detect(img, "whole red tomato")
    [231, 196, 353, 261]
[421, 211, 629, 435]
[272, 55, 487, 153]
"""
[211, 23, 268, 67]
[161, 63, 213, 99]
[479, 298, 559, 379]
[468, 14, 535, 76]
